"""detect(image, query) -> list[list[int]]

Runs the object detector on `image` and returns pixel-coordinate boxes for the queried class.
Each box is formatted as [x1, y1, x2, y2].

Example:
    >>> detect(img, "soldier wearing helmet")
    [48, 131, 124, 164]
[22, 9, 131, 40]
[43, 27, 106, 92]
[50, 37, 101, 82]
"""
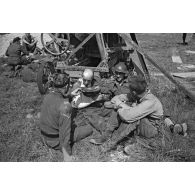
[100, 61, 136, 104]
[114, 62, 128, 82]
[109, 62, 132, 96]
[89, 62, 138, 145]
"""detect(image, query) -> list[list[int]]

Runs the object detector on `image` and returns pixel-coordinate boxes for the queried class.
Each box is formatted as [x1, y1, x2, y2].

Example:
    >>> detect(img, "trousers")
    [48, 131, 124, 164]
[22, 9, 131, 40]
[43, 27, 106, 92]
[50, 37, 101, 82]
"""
[106, 110, 159, 139]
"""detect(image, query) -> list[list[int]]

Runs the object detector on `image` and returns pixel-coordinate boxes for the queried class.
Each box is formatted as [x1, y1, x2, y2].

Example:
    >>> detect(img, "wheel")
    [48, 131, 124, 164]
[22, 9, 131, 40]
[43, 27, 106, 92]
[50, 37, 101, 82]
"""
[37, 62, 53, 94]
[41, 33, 70, 56]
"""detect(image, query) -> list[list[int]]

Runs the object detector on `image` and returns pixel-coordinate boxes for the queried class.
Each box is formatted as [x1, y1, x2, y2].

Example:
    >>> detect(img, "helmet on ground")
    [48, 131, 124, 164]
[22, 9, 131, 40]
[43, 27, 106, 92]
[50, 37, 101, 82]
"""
[114, 62, 128, 74]
[53, 73, 69, 88]
[83, 69, 94, 80]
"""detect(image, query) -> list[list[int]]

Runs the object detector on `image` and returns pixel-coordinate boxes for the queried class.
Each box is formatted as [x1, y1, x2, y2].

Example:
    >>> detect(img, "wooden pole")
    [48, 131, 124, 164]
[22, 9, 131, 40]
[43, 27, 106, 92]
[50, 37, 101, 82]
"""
[65, 33, 95, 62]
[96, 33, 108, 60]
[119, 33, 195, 102]
[130, 33, 150, 82]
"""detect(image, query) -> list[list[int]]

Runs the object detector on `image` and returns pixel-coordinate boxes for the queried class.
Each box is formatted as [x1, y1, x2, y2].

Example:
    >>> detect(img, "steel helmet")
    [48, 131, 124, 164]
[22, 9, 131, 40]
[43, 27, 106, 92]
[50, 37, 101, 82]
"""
[114, 62, 128, 74]
[83, 69, 94, 80]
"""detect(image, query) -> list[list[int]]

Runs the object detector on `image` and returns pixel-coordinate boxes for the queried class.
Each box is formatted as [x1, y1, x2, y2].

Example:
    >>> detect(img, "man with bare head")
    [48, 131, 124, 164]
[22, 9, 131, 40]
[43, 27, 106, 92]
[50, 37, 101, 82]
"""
[71, 68, 101, 108]
[39, 73, 95, 161]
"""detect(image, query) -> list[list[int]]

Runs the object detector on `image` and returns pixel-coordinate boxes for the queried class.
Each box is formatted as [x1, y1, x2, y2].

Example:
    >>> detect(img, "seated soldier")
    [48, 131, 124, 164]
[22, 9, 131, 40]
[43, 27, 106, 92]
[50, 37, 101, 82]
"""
[69, 68, 114, 136]
[103, 61, 137, 108]
[39, 73, 94, 161]
[90, 75, 187, 145]
[111, 61, 132, 95]
[5, 37, 31, 71]
[71, 68, 101, 108]
[22, 33, 38, 53]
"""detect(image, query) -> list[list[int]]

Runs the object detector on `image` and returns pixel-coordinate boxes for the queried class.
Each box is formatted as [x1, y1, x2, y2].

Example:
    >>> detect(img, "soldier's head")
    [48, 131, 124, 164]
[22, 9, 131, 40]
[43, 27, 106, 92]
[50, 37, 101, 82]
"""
[13, 37, 21, 44]
[114, 62, 128, 83]
[53, 73, 69, 89]
[82, 69, 94, 87]
[128, 75, 147, 100]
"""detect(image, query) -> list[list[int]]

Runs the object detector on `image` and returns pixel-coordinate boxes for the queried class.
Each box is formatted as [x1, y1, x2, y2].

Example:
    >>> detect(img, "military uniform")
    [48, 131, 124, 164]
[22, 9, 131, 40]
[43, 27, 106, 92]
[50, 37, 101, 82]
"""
[115, 90, 164, 138]
[5, 42, 29, 67]
[40, 90, 93, 153]
[22, 34, 37, 53]
[90, 89, 163, 145]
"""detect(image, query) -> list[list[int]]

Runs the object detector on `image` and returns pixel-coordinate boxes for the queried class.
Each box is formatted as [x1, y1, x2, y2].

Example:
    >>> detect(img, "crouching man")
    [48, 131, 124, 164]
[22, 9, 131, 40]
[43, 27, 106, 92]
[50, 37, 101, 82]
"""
[39, 73, 93, 161]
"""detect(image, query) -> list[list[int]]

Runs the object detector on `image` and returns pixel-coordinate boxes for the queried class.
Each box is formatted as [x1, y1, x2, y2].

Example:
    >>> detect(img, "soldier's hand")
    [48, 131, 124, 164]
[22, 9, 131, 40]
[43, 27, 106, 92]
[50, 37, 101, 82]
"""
[117, 94, 128, 102]
[104, 101, 115, 109]
[111, 97, 122, 106]
[71, 88, 81, 96]
[96, 94, 103, 101]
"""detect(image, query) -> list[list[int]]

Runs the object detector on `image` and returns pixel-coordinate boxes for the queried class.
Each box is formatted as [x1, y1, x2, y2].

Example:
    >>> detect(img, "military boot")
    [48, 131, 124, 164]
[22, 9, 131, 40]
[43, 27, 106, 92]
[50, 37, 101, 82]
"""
[173, 123, 187, 136]
[89, 130, 112, 145]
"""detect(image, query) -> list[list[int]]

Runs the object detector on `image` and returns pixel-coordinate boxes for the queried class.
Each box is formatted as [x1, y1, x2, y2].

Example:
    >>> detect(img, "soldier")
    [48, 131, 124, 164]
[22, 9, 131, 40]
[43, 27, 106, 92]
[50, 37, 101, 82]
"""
[101, 61, 137, 107]
[90, 75, 187, 145]
[71, 68, 101, 109]
[111, 61, 131, 95]
[88, 62, 138, 144]
[22, 33, 38, 53]
[70, 68, 108, 135]
[39, 73, 93, 161]
[5, 37, 31, 71]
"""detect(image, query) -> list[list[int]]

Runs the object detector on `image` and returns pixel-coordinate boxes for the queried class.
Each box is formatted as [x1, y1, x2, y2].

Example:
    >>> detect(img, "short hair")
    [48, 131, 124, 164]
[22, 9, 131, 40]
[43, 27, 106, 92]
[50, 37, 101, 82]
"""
[53, 73, 69, 88]
[128, 75, 147, 95]
[13, 37, 21, 43]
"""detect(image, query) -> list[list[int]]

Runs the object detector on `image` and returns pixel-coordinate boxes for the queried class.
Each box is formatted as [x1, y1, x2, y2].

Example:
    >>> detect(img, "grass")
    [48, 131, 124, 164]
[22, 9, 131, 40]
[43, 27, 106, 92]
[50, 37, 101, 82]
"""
[0, 33, 195, 161]
[1, 74, 193, 162]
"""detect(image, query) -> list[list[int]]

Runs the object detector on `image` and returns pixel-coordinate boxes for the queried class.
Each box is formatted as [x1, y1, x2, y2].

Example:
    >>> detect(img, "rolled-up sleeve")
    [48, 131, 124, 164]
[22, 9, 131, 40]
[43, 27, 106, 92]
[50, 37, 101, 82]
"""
[118, 100, 155, 123]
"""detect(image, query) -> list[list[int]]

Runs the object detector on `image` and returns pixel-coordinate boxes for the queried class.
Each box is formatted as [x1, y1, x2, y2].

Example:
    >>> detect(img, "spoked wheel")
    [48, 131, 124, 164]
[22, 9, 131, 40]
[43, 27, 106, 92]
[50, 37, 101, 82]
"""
[41, 33, 70, 56]
[37, 62, 53, 94]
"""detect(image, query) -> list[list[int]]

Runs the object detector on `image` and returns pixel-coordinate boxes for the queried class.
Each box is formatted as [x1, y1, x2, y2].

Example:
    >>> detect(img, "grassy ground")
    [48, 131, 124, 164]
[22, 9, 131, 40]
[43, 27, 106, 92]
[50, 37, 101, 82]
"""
[0, 33, 195, 162]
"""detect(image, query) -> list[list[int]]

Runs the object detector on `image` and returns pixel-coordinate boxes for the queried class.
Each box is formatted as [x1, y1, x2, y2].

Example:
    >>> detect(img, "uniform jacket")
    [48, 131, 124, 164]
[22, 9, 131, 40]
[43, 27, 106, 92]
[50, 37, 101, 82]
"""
[117, 90, 164, 123]
[39, 90, 72, 150]
[6, 42, 28, 65]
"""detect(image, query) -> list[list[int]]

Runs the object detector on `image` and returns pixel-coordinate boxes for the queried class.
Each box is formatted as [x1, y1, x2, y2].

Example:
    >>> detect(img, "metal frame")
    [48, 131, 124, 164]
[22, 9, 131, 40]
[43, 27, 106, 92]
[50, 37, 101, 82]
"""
[41, 33, 149, 78]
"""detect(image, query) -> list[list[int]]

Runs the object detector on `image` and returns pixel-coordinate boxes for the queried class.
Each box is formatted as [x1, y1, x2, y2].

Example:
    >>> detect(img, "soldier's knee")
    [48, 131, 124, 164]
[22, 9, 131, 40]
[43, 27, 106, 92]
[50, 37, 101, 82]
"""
[138, 118, 158, 138]
[144, 129, 158, 138]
